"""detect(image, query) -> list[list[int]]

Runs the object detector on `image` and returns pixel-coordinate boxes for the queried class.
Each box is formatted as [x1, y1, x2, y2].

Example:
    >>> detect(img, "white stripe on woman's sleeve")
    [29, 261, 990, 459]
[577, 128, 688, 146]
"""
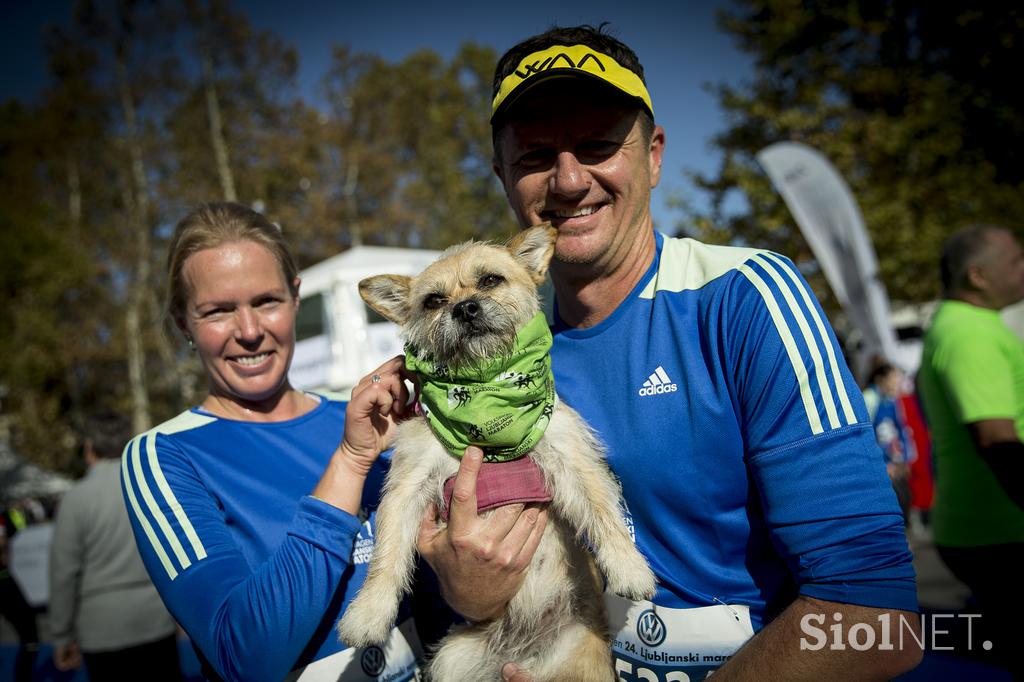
[130, 434, 194, 572]
[122, 439, 179, 580]
[146, 434, 208, 561]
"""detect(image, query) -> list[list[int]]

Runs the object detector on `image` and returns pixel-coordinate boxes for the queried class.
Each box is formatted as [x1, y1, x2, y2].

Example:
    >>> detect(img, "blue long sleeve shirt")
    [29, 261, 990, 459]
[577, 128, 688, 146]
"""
[547, 233, 917, 678]
[121, 397, 420, 681]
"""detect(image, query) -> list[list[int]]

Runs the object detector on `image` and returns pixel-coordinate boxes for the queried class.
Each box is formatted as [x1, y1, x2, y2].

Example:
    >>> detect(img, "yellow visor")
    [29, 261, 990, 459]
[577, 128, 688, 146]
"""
[491, 44, 654, 122]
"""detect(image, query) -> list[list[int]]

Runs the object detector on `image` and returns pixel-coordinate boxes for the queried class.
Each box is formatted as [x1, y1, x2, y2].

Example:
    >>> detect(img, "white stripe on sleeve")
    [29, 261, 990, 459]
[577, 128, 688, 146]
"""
[738, 263, 824, 435]
[752, 255, 840, 429]
[122, 439, 179, 580]
[145, 435, 208, 561]
[762, 253, 857, 425]
[131, 435, 194, 571]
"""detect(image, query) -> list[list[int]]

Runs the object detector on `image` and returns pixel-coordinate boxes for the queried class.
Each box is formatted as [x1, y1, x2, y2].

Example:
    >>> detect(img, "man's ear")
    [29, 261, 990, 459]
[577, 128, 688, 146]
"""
[508, 223, 557, 284]
[966, 263, 989, 293]
[649, 124, 666, 189]
[358, 275, 412, 324]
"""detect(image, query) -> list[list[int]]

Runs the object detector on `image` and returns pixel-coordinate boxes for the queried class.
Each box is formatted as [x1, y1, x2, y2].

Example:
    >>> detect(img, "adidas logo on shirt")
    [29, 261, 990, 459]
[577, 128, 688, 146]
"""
[638, 366, 678, 397]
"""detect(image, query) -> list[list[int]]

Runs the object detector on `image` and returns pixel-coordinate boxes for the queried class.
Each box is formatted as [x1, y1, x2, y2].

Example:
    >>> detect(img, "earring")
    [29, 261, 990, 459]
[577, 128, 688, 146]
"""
[186, 336, 196, 351]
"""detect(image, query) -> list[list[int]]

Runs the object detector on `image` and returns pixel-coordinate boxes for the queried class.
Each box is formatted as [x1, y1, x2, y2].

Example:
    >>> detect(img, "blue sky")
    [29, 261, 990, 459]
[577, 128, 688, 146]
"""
[3, 0, 755, 232]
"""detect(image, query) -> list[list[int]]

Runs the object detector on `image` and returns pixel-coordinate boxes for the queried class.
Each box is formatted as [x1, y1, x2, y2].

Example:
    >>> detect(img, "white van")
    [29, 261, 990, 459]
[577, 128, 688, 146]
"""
[289, 246, 440, 397]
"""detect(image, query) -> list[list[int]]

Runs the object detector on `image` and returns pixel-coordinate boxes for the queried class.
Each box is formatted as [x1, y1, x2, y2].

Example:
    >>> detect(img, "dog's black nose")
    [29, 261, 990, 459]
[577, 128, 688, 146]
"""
[452, 299, 480, 322]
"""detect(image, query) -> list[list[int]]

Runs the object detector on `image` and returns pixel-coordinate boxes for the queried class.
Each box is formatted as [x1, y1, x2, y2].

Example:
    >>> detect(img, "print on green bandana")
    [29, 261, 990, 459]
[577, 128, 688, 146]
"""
[406, 312, 556, 462]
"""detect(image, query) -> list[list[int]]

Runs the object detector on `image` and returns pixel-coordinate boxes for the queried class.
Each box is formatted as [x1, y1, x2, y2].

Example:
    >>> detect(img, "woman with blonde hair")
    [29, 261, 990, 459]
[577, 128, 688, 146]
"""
[122, 202, 433, 681]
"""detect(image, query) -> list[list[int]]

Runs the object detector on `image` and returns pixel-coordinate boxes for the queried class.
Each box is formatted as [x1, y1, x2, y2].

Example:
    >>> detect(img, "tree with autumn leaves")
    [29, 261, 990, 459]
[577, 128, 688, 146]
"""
[0, 0, 510, 472]
[687, 0, 1024, 312]
[4, 0, 1023, 473]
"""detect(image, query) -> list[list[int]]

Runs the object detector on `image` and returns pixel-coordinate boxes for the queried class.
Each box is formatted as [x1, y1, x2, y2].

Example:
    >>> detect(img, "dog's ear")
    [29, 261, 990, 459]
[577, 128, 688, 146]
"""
[508, 223, 557, 284]
[358, 275, 412, 325]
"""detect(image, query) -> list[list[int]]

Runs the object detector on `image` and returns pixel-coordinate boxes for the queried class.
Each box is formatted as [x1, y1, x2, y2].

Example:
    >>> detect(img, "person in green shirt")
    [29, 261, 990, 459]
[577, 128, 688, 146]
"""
[917, 224, 1024, 675]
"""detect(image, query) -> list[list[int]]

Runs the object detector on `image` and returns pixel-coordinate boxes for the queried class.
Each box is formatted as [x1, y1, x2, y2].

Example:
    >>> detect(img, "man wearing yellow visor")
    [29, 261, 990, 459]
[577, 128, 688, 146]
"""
[419, 24, 922, 682]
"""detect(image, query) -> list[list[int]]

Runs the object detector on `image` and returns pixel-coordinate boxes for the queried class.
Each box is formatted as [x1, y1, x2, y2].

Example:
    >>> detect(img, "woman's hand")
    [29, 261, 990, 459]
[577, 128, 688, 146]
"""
[338, 355, 416, 475]
[312, 356, 416, 513]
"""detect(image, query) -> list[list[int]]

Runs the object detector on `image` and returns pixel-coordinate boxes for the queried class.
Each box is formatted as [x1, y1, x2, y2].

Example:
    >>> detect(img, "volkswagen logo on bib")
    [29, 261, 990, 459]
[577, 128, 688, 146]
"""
[636, 609, 667, 647]
[360, 646, 386, 677]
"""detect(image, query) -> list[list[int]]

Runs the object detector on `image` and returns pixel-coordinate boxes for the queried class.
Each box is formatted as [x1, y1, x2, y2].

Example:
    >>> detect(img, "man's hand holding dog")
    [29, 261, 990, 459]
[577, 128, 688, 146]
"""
[417, 446, 548, 622]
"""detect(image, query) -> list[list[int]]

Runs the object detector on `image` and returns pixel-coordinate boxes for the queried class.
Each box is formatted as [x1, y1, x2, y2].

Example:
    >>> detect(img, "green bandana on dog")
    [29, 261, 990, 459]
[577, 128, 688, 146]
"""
[405, 312, 556, 463]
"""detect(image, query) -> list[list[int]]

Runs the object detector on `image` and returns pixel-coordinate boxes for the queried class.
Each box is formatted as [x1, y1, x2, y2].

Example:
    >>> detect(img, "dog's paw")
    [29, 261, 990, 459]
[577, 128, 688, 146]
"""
[609, 570, 657, 601]
[606, 554, 657, 601]
[337, 596, 393, 647]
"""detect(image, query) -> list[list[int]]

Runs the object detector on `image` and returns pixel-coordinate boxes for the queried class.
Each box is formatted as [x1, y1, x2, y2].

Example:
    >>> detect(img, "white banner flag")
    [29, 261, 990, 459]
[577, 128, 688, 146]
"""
[756, 141, 899, 378]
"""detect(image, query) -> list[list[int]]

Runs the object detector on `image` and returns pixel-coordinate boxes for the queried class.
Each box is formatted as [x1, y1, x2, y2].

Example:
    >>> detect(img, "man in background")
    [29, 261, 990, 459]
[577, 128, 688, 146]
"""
[917, 224, 1024, 676]
[48, 410, 181, 680]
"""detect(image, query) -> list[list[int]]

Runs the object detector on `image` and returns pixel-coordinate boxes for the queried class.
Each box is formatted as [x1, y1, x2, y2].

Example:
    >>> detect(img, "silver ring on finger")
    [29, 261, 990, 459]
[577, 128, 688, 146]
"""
[371, 374, 382, 384]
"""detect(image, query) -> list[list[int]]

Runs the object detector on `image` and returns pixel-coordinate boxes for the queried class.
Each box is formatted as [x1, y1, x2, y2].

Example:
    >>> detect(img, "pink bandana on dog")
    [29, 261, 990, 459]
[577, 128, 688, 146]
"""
[440, 456, 552, 521]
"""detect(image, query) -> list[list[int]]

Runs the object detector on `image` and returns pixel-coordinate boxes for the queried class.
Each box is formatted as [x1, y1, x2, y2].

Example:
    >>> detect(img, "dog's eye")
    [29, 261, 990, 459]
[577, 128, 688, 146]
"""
[478, 274, 505, 289]
[423, 294, 447, 310]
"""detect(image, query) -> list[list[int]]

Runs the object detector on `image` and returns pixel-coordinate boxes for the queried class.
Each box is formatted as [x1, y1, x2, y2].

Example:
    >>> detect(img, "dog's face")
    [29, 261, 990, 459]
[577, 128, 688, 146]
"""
[359, 224, 556, 367]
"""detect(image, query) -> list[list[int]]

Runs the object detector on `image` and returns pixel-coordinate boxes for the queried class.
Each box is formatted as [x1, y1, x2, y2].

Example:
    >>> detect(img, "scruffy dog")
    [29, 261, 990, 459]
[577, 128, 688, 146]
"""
[338, 224, 656, 681]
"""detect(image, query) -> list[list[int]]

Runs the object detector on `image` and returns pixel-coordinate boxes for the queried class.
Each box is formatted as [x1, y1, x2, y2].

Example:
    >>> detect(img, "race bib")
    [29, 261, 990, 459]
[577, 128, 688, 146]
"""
[289, 618, 421, 681]
[606, 593, 755, 681]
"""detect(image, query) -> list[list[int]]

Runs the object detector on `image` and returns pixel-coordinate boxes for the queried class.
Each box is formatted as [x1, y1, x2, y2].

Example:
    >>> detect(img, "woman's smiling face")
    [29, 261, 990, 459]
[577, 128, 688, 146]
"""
[181, 239, 300, 411]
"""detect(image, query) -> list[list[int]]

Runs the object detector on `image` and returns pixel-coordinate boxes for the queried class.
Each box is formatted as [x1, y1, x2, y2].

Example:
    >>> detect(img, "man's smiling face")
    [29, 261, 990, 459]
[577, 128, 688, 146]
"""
[493, 81, 664, 273]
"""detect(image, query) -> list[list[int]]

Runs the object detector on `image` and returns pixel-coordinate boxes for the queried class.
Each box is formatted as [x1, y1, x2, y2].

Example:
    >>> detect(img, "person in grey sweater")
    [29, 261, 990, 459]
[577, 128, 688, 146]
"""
[48, 410, 181, 680]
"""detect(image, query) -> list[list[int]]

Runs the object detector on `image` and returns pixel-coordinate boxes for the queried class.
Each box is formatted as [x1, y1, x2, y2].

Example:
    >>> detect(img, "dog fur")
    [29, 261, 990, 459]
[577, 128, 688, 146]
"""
[338, 224, 656, 681]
